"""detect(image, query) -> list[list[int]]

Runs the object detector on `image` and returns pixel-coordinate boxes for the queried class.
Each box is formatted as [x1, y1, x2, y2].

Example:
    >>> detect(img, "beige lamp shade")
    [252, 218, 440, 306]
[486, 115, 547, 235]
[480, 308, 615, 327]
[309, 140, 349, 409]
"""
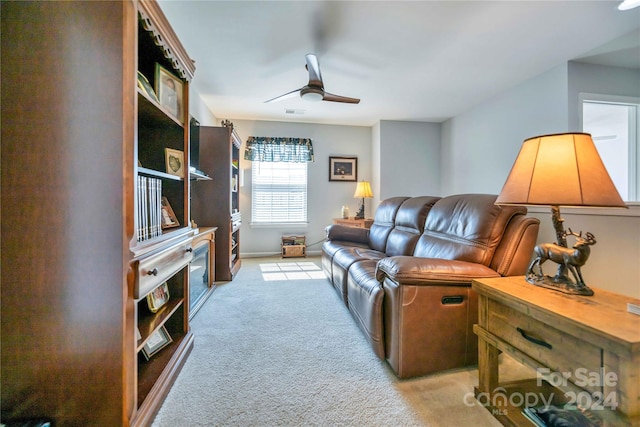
[353, 181, 373, 199]
[496, 133, 626, 208]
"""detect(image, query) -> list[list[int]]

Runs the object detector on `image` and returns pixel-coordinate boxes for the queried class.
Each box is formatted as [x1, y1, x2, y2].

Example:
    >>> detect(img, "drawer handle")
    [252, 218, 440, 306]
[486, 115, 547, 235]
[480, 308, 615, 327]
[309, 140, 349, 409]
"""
[147, 268, 158, 276]
[517, 327, 552, 349]
[186, 248, 193, 253]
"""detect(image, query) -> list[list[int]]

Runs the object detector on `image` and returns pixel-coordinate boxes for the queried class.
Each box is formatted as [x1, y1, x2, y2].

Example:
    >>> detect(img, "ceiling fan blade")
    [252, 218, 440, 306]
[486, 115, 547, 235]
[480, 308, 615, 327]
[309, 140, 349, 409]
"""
[305, 53, 323, 88]
[264, 88, 302, 103]
[323, 92, 360, 104]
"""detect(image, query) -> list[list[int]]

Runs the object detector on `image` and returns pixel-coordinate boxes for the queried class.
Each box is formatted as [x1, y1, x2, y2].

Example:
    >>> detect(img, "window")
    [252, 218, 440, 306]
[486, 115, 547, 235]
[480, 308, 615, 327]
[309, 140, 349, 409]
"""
[251, 161, 308, 225]
[581, 94, 640, 202]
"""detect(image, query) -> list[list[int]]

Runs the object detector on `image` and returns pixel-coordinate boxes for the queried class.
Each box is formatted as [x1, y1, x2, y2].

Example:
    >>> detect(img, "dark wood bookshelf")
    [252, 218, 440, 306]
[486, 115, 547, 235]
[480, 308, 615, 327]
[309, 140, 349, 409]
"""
[191, 122, 243, 281]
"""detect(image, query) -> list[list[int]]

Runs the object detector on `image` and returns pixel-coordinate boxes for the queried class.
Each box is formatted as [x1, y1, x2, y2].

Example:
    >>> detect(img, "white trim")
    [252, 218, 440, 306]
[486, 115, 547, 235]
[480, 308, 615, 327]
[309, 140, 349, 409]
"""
[579, 93, 640, 107]
[250, 222, 309, 228]
[241, 250, 322, 258]
[241, 251, 282, 258]
[580, 93, 640, 202]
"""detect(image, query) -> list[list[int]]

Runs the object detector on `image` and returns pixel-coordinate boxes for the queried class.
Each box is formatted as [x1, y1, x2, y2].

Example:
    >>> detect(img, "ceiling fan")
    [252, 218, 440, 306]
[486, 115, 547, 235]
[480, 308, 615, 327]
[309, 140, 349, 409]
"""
[265, 53, 360, 104]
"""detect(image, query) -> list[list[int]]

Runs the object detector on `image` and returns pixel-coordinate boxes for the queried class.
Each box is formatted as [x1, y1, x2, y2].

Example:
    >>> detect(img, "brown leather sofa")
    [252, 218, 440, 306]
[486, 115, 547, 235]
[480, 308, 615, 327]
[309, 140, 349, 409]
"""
[322, 194, 540, 378]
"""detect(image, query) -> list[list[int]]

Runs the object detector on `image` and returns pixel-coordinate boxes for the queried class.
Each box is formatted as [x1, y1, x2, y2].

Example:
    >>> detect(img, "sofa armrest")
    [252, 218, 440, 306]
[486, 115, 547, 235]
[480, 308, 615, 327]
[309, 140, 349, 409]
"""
[376, 256, 500, 285]
[325, 224, 369, 244]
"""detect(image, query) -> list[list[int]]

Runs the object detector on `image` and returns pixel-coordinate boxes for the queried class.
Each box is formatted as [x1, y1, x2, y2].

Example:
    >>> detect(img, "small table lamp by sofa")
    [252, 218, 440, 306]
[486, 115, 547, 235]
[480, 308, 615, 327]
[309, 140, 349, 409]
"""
[496, 132, 626, 296]
[354, 181, 373, 219]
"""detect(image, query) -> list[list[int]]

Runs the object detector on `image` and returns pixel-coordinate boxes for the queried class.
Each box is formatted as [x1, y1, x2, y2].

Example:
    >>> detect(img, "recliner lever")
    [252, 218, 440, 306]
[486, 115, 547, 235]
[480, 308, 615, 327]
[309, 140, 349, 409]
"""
[441, 295, 464, 305]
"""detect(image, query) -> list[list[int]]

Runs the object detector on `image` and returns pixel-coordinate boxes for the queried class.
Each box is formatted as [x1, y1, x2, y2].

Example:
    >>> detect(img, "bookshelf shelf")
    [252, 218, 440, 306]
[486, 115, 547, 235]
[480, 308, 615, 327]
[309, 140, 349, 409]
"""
[138, 166, 183, 181]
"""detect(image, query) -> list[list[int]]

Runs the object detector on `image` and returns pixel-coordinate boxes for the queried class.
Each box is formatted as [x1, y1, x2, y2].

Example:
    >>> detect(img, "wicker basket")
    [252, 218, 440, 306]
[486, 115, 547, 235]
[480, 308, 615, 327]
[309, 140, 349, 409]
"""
[281, 235, 306, 258]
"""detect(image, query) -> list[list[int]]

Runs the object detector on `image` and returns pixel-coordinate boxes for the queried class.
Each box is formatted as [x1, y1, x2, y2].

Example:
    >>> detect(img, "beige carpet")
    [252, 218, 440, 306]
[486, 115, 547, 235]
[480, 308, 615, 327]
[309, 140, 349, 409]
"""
[151, 256, 532, 426]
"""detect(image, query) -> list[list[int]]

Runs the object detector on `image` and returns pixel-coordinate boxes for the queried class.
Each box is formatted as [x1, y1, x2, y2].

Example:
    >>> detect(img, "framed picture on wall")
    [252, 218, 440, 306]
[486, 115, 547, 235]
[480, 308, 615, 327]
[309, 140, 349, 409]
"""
[329, 156, 357, 182]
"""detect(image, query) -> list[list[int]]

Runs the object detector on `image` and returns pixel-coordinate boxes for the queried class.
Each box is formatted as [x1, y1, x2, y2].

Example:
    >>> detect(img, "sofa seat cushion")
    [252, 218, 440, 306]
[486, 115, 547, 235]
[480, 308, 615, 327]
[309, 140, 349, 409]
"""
[323, 223, 371, 279]
[333, 247, 386, 271]
[322, 240, 368, 259]
[377, 255, 500, 285]
[321, 238, 369, 280]
[347, 260, 385, 359]
[331, 247, 386, 305]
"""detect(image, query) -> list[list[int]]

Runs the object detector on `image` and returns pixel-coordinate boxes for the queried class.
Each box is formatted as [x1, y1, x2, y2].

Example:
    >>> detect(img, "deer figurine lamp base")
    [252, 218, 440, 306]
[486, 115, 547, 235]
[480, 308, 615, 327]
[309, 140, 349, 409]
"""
[495, 133, 627, 296]
[526, 205, 596, 296]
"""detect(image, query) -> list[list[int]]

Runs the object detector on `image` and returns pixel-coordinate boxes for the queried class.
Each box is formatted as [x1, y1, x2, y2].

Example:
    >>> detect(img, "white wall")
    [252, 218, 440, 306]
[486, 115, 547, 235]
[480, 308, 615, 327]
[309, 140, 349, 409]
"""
[189, 91, 217, 125]
[371, 122, 381, 209]
[441, 64, 569, 196]
[567, 62, 640, 131]
[230, 119, 371, 256]
[378, 120, 441, 199]
[441, 62, 640, 298]
[528, 208, 640, 298]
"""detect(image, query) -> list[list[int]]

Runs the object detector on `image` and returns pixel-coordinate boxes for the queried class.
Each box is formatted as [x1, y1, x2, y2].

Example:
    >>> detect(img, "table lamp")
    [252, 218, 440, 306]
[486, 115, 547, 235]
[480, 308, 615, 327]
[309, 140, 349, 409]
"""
[353, 181, 373, 219]
[496, 132, 626, 296]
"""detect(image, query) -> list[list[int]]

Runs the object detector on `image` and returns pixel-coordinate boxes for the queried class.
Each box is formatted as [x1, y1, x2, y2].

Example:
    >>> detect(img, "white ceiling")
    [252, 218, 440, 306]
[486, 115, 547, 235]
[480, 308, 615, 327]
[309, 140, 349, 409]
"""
[158, 1, 640, 127]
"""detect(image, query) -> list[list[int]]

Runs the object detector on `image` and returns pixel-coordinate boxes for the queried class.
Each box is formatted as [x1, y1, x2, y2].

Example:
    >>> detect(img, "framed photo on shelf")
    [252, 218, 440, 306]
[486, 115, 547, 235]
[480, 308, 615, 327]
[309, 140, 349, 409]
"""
[147, 281, 170, 313]
[161, 196, 179, 229]
[329, 156, 357, 182]
[155, 63, 183, 123]
[142, 326, 173, 360]
[136, 70, 159, 103]
[165, 148, 185, 178]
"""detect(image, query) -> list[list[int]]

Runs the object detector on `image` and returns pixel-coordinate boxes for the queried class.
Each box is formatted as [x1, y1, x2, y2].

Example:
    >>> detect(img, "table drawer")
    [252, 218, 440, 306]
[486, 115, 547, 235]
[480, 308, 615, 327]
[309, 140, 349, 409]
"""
[135, 239, 193, 299]
[335, 220, 363, 228]
[487, 300, 602, 393]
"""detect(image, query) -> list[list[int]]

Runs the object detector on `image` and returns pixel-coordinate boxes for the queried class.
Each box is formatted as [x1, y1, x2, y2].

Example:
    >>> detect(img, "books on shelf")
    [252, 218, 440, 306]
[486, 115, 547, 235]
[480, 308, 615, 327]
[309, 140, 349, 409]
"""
[136, 176, 163, 241]
[522, 405, 601, 427]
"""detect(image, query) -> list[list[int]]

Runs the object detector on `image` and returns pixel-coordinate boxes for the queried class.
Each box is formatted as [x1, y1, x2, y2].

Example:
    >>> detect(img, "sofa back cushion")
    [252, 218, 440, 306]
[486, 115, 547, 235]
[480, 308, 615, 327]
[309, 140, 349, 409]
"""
[413, 194, 527, 266]
[368, 197, 409, 252]
[385, 196, 441, 256]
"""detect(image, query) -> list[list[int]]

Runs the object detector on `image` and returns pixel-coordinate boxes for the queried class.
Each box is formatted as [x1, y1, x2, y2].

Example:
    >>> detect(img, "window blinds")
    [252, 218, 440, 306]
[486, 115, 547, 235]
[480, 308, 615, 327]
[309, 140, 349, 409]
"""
[251, 161, 308, 224]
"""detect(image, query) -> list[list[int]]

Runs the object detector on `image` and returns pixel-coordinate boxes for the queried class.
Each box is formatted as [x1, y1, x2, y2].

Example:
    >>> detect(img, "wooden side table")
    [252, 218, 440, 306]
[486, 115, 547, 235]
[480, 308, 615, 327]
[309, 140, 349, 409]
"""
[472, 276, 640, 426]
[333, 217, 374, 229]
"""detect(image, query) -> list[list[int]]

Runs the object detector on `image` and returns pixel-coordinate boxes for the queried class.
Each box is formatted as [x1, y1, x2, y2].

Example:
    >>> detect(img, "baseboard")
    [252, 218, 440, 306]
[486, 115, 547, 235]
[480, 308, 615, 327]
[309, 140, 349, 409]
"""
[241, 250, 322, 258]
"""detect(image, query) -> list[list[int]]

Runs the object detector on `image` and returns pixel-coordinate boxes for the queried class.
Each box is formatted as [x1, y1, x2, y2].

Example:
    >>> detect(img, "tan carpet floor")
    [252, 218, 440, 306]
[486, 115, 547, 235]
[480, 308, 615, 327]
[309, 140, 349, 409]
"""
[152, 256, 533, 426]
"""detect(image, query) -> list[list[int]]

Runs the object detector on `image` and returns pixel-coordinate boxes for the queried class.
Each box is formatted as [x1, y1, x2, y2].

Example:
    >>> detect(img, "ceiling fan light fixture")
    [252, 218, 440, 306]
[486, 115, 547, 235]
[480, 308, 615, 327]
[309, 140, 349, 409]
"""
[266, 54, 359, 104]
[300, 87, 324, 102]
[618, 0, 640, 10]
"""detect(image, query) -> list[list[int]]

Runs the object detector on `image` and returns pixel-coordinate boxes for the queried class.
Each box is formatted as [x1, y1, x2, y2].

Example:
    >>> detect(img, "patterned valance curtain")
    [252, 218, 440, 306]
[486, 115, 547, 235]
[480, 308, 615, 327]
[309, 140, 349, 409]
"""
[244, 136, 314, 162]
